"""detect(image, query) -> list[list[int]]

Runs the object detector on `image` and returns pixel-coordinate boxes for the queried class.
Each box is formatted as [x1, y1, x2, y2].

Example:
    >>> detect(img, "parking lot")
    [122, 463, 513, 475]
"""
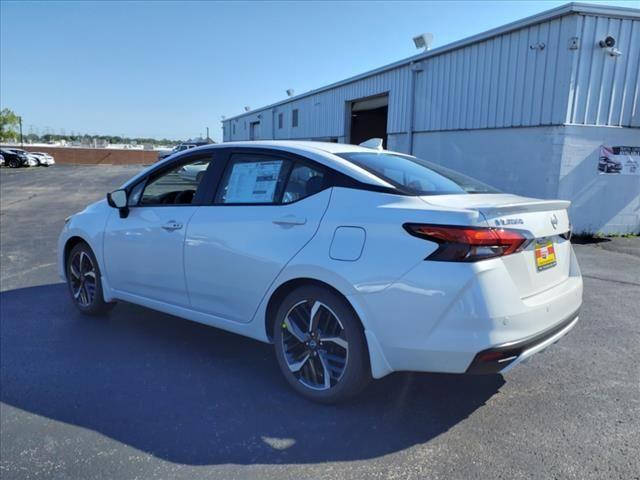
[1, 165, 639, 479]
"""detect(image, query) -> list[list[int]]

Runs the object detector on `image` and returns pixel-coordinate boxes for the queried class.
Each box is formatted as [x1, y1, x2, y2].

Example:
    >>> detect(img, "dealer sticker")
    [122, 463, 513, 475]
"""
[535, 240, 557, 271]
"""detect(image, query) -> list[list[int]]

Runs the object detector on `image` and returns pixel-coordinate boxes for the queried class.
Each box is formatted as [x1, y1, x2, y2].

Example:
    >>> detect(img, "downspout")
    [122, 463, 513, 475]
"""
[408, 61, 423, 155]
[272, 108, 276, 139]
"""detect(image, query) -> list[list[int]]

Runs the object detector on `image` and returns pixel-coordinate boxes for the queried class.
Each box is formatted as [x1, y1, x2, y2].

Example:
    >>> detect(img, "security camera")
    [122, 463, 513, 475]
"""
[599, 36, 616, 48]
[607, 47, 622, 57]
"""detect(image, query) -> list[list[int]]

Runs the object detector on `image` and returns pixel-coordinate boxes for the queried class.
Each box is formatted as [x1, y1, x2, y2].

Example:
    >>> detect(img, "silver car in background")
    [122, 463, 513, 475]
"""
[29, 152, 56, 166]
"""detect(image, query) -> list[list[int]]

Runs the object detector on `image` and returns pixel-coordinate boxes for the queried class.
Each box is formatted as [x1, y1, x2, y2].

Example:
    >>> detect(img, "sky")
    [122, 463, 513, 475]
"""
[1, 0, 637, 142]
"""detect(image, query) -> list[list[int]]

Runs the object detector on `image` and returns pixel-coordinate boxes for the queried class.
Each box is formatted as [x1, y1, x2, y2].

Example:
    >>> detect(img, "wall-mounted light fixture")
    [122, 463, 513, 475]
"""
[413, 32, 433, 51]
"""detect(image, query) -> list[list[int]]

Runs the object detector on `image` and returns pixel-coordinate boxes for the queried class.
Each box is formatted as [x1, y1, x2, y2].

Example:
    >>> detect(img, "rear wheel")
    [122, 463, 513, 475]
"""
[273, 285, 370, 403]
[66, 242, 114, 315]
[8, 158, 19, 168]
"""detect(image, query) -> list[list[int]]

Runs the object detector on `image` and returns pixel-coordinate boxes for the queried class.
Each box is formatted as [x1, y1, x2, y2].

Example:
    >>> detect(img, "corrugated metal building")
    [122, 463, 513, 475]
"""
[222, 3, 640, 234]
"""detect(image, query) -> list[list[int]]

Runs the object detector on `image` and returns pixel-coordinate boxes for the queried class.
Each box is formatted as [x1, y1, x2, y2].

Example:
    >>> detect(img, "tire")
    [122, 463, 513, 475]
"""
[66, 242, 115, 315]
[8, 158, 19, 168]
[273, 285, 371, 404]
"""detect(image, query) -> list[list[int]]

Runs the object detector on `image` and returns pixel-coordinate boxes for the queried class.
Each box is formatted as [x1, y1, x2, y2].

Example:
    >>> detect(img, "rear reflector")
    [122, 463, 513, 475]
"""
[404, 223, 529, 262]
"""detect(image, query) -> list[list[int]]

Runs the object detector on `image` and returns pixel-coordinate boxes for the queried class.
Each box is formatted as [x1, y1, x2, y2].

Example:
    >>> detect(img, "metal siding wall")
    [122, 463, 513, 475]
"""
[223, 66, 411, 141]
[568, 15, 640, 126]
[222, 12, 639, 141]
[414, 15, 575, 131]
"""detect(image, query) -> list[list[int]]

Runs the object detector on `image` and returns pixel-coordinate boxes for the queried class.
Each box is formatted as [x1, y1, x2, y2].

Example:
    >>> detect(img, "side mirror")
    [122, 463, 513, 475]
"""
[107, 189, 129, 218]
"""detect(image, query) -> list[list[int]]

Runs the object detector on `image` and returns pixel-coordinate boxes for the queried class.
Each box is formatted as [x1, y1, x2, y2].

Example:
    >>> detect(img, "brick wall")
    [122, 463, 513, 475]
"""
[15, 146, 159, 165]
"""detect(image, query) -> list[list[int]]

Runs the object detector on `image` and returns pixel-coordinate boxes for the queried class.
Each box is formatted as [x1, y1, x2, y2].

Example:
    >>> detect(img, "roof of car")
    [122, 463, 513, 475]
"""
[124, 140, 398, 190]
[205, 140, 387, 155]
[215, 141, 400, 187]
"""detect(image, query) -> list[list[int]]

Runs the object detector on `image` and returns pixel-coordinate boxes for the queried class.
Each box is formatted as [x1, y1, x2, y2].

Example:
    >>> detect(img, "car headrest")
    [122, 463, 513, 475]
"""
[306, 176, 324, 196]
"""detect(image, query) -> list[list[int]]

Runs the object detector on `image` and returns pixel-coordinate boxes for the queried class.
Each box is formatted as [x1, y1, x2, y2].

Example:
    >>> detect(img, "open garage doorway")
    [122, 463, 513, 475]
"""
[249, 121, 260, 140]
[349, 94, 388, 147]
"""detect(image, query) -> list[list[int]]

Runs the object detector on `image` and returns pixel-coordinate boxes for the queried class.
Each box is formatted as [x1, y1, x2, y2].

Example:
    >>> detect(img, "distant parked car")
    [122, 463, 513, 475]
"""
[29, 152, 56, 167]
[157, 142, 209, 162]
[0, 148, 29, 168]
[8, 149, 39, 167]
[178, 160, 209, 182]
[598, 155, 623, 173]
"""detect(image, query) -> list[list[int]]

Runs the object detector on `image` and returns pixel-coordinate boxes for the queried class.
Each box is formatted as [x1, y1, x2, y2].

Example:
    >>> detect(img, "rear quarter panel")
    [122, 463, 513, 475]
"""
[252, 187, 486, 330]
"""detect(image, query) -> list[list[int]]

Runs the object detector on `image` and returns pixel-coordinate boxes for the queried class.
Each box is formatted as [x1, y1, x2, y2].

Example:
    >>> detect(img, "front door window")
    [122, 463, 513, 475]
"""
[136, 158, 213, 206]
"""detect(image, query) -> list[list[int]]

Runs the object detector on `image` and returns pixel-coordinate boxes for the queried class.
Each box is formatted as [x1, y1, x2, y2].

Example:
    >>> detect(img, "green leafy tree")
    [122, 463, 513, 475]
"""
[25, 133, 39, 143]
[0, 108, 20, 142]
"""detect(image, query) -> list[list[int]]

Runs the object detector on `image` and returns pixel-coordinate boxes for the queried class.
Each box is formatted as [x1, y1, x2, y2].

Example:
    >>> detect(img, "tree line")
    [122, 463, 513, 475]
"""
[0, 108, 183, 146]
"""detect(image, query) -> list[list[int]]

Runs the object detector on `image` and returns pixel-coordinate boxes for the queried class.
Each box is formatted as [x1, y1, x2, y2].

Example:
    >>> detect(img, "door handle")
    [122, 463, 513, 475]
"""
[162, 221, 183, 231]
[273, 215, 307, 226]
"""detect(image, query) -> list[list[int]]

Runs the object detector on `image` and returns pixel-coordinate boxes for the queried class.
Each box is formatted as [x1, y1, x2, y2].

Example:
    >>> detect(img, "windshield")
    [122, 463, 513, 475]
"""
[338, 152, 499, 195]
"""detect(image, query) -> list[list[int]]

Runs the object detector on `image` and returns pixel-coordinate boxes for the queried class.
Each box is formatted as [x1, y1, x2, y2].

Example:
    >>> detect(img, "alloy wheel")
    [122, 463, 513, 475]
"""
[69, 251, 97, 307]
[281, 300, 349, 390]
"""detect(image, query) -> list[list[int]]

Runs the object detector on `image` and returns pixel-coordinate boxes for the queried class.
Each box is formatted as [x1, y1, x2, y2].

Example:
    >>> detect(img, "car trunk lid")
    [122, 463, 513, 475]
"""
[420, 194, 572, 298]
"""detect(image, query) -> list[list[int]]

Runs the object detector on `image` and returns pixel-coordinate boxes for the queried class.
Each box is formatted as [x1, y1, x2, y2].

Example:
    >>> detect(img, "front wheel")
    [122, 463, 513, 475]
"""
[273, 285, 370, 403]
[66, 242, 115, 315]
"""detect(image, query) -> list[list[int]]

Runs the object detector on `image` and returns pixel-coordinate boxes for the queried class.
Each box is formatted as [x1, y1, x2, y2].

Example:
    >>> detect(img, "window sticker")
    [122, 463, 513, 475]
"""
[224, 160, 283, 203]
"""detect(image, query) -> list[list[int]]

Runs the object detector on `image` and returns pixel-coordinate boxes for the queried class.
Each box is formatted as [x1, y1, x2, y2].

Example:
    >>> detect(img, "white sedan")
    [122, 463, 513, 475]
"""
[58, 141, 582, 403]
[177, 161, 208, 182]
[29, 151, 55, 166]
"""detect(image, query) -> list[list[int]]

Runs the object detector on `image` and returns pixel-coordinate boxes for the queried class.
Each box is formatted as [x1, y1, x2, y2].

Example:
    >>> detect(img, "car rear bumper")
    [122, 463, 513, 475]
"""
[465, 309, 579, 374]
[351, 246, 583, 378]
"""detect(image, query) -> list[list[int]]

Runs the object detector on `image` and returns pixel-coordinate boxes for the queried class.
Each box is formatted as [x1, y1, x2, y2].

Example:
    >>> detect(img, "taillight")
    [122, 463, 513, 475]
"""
[404, 223, 530, 262]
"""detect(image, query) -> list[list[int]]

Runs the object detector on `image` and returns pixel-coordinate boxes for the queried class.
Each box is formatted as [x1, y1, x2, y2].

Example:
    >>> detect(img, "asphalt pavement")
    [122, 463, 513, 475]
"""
[1, 165, 639, 479]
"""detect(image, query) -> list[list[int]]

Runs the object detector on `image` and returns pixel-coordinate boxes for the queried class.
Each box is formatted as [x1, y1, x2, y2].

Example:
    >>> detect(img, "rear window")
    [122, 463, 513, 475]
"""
[337, 152, 499, 195]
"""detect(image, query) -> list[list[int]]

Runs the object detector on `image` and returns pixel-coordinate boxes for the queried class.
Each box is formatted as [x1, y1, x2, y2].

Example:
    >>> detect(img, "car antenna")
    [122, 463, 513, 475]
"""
[359, 138, 384, 151]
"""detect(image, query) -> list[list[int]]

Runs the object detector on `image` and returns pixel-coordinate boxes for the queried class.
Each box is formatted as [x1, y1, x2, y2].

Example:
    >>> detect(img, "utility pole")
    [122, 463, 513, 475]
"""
[18, 116, 23, 147]
[206, 127, 210, 141]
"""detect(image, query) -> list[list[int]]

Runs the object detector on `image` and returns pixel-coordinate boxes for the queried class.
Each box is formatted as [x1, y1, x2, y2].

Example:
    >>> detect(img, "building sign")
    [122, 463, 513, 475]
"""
[598, 146, 640, 175]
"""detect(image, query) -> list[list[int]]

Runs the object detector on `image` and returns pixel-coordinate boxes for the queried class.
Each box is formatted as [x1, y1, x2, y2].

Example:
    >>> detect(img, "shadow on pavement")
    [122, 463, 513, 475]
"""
[571, 235, 612, 245]
[0, 283, 504, 465]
